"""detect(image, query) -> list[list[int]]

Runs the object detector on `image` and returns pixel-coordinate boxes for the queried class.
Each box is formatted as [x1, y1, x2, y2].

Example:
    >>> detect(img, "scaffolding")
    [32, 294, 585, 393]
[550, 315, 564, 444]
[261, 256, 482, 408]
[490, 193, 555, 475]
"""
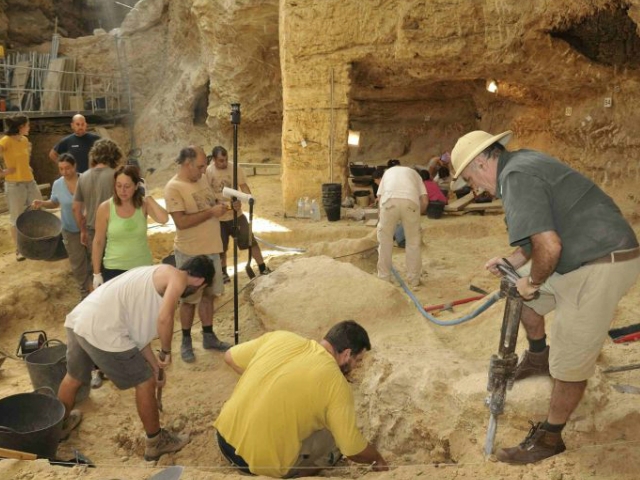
[0, 49, 131, 118]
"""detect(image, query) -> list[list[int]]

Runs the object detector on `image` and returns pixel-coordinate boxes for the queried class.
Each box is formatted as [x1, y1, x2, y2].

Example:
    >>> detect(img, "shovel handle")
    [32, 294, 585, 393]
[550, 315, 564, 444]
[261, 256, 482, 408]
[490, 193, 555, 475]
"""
[0, 446, 37, 460]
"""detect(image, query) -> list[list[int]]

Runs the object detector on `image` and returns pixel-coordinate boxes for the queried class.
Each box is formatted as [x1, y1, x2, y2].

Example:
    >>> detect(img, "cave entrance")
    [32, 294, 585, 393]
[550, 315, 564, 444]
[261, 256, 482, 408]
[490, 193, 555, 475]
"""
[193, 80, 210, 126]
[549, 6, 640, 67]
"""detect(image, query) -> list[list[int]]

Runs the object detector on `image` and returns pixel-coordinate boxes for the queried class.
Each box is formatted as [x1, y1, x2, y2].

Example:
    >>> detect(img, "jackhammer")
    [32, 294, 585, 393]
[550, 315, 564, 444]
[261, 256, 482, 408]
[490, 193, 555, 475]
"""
[484, 262, 524, 456]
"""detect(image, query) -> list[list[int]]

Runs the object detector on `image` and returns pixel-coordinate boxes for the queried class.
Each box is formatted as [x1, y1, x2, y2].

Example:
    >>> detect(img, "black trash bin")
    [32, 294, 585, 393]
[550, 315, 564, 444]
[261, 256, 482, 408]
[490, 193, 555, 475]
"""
[321, 183, 342, 222]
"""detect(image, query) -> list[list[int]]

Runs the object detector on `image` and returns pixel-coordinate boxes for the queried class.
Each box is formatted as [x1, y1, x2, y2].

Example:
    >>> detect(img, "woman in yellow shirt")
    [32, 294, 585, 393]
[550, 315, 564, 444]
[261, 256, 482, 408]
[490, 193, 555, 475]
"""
[0, 115, 42, 261]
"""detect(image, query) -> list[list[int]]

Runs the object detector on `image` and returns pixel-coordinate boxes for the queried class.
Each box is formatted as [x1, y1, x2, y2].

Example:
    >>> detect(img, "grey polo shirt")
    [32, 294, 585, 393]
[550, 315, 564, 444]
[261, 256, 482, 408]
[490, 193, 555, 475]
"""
[495, 149, 638, 274]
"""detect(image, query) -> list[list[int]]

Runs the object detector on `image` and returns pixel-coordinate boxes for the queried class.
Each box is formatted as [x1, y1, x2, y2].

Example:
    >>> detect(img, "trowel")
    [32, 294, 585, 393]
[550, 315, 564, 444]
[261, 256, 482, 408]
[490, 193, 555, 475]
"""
[147, 466, 184, 480]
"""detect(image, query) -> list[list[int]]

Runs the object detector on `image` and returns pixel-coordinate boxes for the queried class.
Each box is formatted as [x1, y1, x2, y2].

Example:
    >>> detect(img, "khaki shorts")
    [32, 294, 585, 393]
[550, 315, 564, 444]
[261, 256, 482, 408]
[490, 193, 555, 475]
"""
[6, 180, 42, 226]
[174, 249, 223, 304]
[518, 256, 640, 381]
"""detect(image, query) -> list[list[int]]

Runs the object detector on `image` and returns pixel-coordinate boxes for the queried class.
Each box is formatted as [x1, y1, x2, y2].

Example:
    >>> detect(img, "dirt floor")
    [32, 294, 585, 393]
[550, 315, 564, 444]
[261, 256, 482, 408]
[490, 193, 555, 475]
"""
[1, 173, 640, 480]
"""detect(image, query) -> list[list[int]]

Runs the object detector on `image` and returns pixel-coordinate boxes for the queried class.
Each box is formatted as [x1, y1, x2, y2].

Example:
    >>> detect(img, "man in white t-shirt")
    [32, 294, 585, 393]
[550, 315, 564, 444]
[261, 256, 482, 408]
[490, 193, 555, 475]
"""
[206, 146, 271, 283]
[376, 160, 427, 287]
[58, 256, 214, 461]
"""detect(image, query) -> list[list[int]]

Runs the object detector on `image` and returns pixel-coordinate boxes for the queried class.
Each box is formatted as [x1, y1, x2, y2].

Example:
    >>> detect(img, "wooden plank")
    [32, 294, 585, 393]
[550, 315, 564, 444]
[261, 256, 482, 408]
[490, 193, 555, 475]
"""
[42, 57, 67, 111]
[0, 446, 37, 460]
[444, 192, 474, 212]
[462, 199, 503, 212]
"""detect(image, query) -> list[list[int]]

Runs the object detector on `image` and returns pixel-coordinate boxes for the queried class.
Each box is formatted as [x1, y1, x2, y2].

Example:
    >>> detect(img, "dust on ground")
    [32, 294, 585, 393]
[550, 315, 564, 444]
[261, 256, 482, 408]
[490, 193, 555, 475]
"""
[1, 173, 640, 480]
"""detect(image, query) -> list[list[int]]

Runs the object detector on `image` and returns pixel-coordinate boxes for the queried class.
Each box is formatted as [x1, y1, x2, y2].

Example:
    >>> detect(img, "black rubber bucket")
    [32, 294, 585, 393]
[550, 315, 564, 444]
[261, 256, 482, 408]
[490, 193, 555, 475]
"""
[16, 209, 67, 260]
[25, 340, 89, 403]
[322, 183, 342, 222]
[0, 388, 65, 458]
[426, 201, 446, 219]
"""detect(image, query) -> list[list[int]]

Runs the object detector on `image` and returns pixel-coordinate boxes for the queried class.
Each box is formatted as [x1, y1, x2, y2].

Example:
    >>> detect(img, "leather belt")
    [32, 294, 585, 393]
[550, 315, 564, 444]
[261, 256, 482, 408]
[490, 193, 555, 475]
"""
[586, 247, 640, 266]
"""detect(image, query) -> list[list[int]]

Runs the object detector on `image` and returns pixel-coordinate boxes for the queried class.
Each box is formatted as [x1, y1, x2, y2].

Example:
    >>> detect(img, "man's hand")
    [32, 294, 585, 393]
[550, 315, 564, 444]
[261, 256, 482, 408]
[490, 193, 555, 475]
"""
[515, 276, 540, 300]
[31, 199, 43, 209]
[80, 229, 88, 246]
[93, 273, 104, 289]
[372, 459, 390, 472]
[158, 352, 172, 369]
[211, 203, 228, 217]
[485, 257, 507, 277]
[1, 167, 15, 176]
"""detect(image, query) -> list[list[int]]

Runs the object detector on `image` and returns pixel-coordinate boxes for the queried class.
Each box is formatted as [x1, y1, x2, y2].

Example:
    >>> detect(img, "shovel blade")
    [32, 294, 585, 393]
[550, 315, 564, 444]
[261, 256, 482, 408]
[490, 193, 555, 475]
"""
[148, 465, 184, 480]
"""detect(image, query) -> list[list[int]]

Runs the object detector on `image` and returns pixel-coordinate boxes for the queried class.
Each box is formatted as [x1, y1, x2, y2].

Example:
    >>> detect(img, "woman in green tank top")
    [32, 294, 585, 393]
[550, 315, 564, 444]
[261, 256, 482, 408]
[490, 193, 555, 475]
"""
[91, 164, 168, 287]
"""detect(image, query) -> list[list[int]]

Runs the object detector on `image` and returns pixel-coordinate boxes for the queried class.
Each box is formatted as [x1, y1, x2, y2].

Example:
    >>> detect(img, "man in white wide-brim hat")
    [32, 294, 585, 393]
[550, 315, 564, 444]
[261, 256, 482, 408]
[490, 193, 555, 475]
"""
[451, 130, 640, 464]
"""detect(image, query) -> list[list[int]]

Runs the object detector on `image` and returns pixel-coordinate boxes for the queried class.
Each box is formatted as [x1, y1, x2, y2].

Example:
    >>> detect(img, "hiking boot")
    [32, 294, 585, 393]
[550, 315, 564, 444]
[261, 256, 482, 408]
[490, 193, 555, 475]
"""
[181, 336, 195, 363]
[202, 332, 231, 352]
[59, 409, 82, 441]
[260, 266, 273, 275]
[90, 369, 104, 389]
[514, 346, 550, 381]
[144, 428, 190, 461]
[496, 421, 566, 464]
[222, 271, 231, 284]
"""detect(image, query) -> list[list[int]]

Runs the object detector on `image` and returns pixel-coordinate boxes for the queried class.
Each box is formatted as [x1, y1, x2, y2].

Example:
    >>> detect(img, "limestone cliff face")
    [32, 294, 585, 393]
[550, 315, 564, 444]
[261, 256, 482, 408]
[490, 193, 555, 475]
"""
[3, 0, 640, 213]
[0, 0, 133, 47]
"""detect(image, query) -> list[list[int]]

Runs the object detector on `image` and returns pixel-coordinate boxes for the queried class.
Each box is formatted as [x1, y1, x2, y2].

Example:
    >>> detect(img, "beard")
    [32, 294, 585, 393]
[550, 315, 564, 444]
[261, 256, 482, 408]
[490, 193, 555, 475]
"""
[181, 285, 200, 298]
[339, 362, 352, 376]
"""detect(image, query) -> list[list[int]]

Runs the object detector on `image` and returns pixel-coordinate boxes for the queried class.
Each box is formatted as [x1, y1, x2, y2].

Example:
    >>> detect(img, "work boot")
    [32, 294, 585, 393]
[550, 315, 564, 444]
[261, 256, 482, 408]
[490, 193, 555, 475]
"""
[60, 409, 82, 441]
[514, 346, 550, 381]
[496, 421, 566, 464]
[260, 266, 273, 275]
[181, 336, 195, 363]
[202, 332, 231, 352]
[144, 428, 190, 461]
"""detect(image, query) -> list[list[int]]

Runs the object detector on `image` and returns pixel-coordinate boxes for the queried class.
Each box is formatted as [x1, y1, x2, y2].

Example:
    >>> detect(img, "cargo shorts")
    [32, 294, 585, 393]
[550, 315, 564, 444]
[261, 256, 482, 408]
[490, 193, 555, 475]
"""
[518, 256, 640, 381]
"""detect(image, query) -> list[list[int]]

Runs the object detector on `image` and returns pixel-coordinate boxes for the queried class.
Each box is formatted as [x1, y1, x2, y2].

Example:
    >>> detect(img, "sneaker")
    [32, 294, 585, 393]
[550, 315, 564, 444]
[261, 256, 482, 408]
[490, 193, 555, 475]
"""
[202, 332, 231, 352]
[144, 428, 190, 461]
[90, 369, 104, 389]
[181, 336, 195, 363]
[16, 252, 25, 262]
[496, 421, 566, 464]
[514, 346, 550, 381]
[59, 409, 82, 441]
[222, 271, 231, 284]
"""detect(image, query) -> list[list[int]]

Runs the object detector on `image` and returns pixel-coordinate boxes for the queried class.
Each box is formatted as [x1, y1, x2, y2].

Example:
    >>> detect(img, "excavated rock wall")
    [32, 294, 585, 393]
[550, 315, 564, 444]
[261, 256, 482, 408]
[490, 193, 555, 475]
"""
[279, 0, 640, 212]
[3, 0, 640, 213]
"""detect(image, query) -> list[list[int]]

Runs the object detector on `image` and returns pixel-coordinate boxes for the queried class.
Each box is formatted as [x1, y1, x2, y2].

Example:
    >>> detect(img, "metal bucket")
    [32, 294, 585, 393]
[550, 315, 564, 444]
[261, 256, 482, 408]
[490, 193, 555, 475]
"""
[25, 340, 89, 403]
[0, 388, 65, 458]
[16, 209, 68, 261]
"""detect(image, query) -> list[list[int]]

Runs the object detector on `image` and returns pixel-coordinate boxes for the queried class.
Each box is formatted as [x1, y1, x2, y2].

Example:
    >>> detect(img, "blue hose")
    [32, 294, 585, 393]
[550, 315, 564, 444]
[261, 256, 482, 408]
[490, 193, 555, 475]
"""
[392, 267, 501, 326]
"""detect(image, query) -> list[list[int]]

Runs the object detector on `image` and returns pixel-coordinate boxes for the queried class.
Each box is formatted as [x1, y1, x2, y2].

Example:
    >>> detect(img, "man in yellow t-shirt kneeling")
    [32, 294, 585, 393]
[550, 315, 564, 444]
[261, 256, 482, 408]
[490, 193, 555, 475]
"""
[214, 320, 389, 478]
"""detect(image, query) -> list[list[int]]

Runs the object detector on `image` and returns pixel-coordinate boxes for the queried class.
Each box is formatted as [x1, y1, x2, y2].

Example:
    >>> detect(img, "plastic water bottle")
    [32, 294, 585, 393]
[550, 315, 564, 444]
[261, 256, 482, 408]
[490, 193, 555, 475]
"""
[310, 199, 320, 221]
[304, 197, 312, 218]
[297, 197, 304, 218]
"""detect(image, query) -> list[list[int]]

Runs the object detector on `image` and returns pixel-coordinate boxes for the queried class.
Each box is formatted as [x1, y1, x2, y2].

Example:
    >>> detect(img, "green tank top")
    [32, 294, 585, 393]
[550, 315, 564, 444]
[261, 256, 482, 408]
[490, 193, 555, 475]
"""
[103, 198, 153, 270]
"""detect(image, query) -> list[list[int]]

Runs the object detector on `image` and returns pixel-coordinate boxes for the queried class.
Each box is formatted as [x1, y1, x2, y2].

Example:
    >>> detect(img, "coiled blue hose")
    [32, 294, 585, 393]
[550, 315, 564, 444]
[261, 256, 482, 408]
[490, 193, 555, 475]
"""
[391, 267, 501, 326]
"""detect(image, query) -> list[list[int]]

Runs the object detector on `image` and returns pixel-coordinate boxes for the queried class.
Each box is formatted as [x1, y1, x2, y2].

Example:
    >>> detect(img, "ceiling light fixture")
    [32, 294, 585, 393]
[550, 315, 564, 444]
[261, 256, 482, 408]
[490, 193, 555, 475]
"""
[486, 79, 498, 93]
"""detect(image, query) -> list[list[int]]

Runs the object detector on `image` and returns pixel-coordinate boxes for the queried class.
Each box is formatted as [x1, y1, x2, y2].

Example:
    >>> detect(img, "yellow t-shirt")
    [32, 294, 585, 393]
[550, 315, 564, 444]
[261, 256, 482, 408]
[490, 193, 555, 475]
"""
[163, 175, 222, 255]
[205, 162, 248, 222]
[214, 331, 368, 478]
[0, 135, 34, 182]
